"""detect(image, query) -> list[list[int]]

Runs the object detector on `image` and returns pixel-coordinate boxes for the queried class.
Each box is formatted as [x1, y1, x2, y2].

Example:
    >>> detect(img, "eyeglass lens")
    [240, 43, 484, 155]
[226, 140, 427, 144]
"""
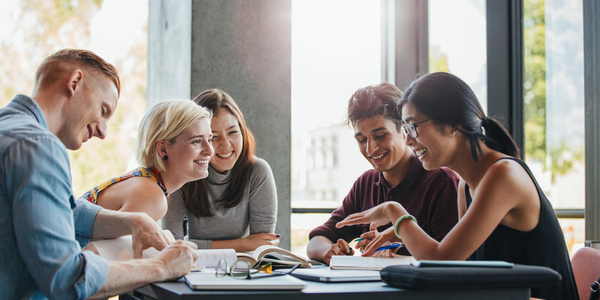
[216, 259, 229, 277]
[402, 124, 417, 138]
[230, 261, 252, 279]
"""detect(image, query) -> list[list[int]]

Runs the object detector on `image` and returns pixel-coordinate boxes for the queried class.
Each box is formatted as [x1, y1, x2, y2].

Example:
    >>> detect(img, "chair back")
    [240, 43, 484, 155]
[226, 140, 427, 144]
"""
[572, 247, 600, 300]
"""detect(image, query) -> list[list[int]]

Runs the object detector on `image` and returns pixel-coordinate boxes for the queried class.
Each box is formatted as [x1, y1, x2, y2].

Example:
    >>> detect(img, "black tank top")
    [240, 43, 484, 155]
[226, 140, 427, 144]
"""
[465, 157, 578, 300]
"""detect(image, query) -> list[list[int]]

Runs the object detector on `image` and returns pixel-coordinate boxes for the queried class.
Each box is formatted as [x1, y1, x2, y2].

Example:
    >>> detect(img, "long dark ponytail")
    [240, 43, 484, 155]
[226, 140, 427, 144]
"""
[398, 72, 520, 161]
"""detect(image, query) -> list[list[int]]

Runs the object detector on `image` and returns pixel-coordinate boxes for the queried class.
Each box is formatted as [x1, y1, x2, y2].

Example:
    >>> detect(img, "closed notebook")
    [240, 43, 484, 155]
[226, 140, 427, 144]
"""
[329, 255, 416, 271]
[290, 268, 381, 282]
[184, 272, 306, 290]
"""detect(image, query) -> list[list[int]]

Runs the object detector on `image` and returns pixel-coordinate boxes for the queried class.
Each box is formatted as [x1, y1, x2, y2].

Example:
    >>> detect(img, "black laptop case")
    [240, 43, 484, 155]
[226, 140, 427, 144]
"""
[380, 264, 561, 290]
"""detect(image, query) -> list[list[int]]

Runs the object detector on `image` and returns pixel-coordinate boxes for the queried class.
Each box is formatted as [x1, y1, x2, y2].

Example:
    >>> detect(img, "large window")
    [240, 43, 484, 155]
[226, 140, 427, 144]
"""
[290, 0, 381, 256]
[523, 0, 585, 254]
[0, 0, 148, 197]
[428, 0, 487, 112]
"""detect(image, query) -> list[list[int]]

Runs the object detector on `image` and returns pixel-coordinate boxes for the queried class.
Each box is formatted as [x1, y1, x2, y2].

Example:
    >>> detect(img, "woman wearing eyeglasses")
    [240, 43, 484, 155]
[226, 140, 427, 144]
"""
[337, 72, 578, 300]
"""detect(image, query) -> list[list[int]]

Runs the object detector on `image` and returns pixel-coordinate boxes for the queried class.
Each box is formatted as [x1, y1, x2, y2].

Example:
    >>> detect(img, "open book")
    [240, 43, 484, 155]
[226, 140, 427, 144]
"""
[329, 255, 416, 271]
[236, 245, 315, 268]
[90, 233, 237, 268]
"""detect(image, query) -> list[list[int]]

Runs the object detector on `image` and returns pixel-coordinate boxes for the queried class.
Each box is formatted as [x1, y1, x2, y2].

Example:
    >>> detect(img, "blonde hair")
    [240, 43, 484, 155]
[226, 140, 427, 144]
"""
[136, 99, 212, 172]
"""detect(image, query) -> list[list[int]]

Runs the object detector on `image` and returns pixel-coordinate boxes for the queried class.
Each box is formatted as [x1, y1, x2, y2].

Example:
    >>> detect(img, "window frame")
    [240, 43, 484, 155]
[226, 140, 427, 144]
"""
[294, 0, 593, 230]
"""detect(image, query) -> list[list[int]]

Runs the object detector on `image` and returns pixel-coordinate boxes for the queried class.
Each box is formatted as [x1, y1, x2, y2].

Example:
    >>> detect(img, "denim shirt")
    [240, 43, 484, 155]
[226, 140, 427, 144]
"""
[0, 95, 109, 299]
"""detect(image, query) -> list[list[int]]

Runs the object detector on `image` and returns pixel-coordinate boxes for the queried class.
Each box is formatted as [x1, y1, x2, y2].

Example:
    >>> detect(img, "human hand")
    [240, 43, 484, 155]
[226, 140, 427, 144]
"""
[323, 239, 355, 265]
[157, 240, 199, 280]
[358, 226, 400, 257]
[241, 233, 281, 251]
[336, 202, 406, 229]
[130, 213, 174, 259]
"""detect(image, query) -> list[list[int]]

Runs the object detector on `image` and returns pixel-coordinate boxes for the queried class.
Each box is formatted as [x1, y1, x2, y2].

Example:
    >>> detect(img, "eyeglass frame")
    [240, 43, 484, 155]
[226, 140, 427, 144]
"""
[401, 119, 431, 139]
[215, 258, 300, 280]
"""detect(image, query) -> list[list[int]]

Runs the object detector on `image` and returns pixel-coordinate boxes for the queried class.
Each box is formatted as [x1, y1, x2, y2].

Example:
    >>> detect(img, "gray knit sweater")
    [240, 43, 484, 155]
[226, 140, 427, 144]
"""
[161, 157, 278, 249]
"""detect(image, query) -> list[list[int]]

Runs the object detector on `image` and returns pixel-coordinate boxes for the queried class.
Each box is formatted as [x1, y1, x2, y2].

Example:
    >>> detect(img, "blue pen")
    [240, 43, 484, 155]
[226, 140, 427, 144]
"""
[361, 242, 404, 253]
[374, 243, 404, 252]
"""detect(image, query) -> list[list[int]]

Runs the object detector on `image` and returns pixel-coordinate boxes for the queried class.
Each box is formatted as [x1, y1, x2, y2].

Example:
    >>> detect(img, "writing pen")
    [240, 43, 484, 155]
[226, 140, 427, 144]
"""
[374, 242, 404, 252]
[352, 237, 372, 243]
[361, 242, 404, 253]
[183, 216, 189, 241]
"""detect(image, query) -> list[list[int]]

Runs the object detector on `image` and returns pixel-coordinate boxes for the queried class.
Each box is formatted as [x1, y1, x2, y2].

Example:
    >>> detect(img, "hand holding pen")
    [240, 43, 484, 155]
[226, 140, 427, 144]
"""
[353, 227, 382, 253]
[353, 227, 403, 258]
[322, 238, 355, 265]
[358, 226, 403, 257]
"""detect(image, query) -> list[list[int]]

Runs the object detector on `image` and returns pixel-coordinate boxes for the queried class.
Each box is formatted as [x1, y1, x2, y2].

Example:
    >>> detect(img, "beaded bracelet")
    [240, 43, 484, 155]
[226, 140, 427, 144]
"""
[393, 215, 417, 238]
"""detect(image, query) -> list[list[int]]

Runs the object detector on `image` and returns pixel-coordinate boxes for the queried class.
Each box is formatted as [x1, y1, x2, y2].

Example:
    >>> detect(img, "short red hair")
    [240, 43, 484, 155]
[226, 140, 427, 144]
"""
[35, 49, 120, 96]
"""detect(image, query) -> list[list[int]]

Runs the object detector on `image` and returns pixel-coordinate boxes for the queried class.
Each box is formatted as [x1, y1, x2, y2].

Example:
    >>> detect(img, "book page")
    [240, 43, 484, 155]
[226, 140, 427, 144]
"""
[195, 249, 237, 268]
[330, 255, 416, 271]
[91, 231, 174, 261]
[91, 232, 236, 268]
[92, 235, 161, 261]
[252, 245, 289, 261]
[251, 245, 297, 261]
[245, 245, 312, 267]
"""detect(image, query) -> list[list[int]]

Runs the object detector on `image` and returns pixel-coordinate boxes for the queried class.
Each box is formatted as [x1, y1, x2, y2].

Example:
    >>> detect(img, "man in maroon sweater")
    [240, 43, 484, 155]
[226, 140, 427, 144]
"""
[307, 83, 460, 264]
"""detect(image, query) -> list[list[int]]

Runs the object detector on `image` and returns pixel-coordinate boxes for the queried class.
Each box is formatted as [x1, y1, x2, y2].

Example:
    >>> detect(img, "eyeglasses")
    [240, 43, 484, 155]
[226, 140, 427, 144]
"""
[215, 259, 300, 280]
[401, 119, 431, 139]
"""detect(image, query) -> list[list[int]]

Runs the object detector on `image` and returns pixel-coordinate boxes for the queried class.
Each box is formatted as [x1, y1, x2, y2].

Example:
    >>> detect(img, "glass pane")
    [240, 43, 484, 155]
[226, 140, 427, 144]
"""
[523, 0, 584, 254]
[523, 0, 584, 210]
[428, 0, 487, 112]
[290, 213, 334, 256]
[0, 0, 147, 197]
[561, 219, 585, 257]
[290, 0, 380, 256]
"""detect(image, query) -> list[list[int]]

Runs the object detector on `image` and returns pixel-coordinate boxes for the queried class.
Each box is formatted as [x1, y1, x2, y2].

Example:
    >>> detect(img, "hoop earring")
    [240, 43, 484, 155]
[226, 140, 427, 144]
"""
[163, 155, 169, 160]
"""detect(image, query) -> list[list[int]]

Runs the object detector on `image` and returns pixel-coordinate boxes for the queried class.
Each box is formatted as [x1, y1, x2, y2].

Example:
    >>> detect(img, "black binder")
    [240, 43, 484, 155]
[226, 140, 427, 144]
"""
[380, 263, 561, 290]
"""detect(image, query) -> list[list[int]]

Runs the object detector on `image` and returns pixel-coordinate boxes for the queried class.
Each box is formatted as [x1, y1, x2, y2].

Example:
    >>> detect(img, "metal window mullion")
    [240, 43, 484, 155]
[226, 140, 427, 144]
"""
[584, 0, 600, 241]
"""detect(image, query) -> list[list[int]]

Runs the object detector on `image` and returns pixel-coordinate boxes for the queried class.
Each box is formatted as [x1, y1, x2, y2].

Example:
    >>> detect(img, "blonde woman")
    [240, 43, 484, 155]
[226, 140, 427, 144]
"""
[79, 99, 214, 221]
[162, 89, 279, 251]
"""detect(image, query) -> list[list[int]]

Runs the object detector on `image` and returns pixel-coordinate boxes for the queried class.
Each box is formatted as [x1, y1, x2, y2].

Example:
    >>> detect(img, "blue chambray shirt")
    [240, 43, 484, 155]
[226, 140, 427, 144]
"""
[0, 95, 109, 299]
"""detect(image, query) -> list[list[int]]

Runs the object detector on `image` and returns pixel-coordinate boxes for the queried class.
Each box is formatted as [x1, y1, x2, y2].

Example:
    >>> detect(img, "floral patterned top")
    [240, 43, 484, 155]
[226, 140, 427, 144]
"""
[82, 166, 169, 205]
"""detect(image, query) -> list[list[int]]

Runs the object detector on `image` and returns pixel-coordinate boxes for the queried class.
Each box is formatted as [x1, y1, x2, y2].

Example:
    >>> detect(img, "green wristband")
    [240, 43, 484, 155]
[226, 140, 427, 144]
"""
[394, 215, 417, 238]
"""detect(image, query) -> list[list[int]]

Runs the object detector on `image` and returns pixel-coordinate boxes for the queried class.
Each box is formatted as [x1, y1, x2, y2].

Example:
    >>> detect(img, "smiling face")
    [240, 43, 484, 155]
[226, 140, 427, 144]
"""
[163, 118, 214, 181]
[210, 110, 244, 173]
[401, 103, 457, 170]
[354, 115, 412, 181]
[58, 74, 118, 150]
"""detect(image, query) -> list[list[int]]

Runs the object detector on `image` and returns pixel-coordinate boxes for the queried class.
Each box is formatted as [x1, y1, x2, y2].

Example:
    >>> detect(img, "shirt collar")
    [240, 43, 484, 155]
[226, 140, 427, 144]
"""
[8, 94, 49, 130]
[375, 157, 424, 189]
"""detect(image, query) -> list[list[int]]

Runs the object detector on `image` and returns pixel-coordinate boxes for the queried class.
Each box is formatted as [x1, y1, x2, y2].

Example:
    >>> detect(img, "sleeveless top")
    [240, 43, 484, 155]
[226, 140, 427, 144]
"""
[82, 166, 169, 205]
[465, 157, 578, 300]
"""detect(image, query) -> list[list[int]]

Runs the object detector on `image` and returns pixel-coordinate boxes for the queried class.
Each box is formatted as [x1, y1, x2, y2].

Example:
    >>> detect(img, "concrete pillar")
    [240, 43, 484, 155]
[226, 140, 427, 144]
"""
[148, 0, 292, 249]
[148, 0, 192, 103]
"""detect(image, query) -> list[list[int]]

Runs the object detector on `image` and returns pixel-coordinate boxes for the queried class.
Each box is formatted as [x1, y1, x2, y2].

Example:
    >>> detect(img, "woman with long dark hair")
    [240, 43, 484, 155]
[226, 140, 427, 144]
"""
[162, 89, 279, 252]
[337, 72, 578, 300]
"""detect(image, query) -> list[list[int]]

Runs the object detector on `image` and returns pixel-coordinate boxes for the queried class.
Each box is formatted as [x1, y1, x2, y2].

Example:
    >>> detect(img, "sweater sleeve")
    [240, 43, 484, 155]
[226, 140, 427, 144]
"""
[247, 158, 278, 235]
